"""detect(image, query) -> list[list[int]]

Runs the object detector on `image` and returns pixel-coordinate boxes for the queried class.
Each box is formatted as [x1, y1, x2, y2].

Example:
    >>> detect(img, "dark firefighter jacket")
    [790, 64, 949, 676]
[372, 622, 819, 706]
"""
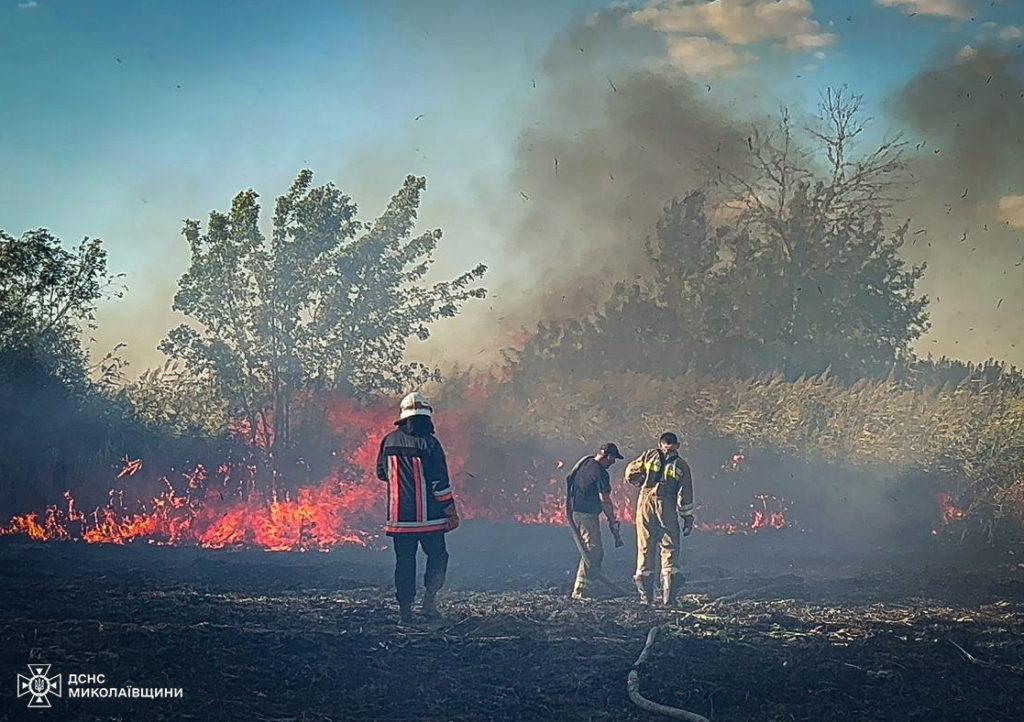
[375, 427, 454, 535]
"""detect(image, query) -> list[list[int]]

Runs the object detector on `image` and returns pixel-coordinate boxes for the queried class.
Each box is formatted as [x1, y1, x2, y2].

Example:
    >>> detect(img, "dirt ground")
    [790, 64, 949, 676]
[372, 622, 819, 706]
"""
[2, 522, 1024, 722]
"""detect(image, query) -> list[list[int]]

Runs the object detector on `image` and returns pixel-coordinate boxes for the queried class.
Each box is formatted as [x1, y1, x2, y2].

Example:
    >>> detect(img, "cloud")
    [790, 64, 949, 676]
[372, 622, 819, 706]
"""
[873, 0, 969, 18]
[999, 196, 1024, 229]
[17, 0, 40, 8]
[666, 35, 748, 73]
[999, 25, 1023, 40]
[956, 44, 977, 60]
[628, 0, 837, 58]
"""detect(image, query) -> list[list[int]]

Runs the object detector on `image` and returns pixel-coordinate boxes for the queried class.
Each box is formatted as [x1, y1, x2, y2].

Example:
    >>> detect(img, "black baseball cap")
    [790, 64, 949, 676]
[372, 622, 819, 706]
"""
[598, 442, 624, 459]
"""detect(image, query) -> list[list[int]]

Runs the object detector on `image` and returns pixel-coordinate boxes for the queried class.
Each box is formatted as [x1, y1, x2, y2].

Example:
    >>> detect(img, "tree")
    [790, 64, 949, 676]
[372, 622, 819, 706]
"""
[160, 170, 487, 449]
[511, 86, 929, 384]
[717, 86, 929, 378]
[0, 228, 122, 386]
[0, 229, 125, 514]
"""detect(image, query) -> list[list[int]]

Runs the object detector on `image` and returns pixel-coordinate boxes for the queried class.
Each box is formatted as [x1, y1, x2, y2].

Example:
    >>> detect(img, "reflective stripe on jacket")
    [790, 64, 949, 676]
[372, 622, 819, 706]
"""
[375, 428, 454, 534]
[627, 448, 694, 516]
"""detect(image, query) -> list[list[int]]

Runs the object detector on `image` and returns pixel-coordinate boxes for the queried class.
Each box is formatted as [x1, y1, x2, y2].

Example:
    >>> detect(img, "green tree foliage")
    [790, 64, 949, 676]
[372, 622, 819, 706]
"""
[160, 170, 487, 447]
[512, 87, 929, 384]
[122, 360, 228, 437]
[0, 229, 122, 386]
[0, 229, 128, 513]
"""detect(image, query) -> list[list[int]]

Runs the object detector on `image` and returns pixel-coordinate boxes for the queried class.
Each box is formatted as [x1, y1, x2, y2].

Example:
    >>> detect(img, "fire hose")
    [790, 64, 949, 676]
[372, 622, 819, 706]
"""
[628, 625, 710, 722]
[565, 457, 628, 597]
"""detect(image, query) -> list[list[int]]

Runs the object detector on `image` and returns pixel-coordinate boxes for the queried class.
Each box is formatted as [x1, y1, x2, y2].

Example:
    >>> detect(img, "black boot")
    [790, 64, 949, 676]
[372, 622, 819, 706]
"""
[420, 588, 441, 619]
[398, 602, 414, 625]
[634, 575, 655, 604]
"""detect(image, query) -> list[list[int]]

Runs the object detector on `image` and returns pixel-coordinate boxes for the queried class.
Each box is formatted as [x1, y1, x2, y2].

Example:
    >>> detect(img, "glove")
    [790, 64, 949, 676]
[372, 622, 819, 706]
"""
[681, 514, 694, 537]
[443, 504, 460, 532]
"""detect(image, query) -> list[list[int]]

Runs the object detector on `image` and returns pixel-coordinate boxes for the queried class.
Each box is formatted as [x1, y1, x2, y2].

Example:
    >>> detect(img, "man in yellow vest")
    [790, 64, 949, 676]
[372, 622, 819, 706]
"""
[623, 432, 694, 605]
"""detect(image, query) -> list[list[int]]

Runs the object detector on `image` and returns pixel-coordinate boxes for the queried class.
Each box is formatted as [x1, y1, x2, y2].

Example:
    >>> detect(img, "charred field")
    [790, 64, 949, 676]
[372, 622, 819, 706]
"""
[3, 523, 1024, 722]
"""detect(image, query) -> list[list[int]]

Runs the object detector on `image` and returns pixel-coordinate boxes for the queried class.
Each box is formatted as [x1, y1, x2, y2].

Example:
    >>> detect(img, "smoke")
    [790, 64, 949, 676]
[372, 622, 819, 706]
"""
[893, 45, 1024, 199]
[81, 9, 1024, 376]
[493, 8, 751, 326]
[472, 16, 1024, 369]
[888, 44, 1024, 363]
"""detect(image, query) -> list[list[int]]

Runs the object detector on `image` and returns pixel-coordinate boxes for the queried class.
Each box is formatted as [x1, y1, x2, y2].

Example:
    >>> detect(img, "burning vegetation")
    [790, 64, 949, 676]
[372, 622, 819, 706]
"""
[1, 407, 806, 549]
[2, 14, 1024, 719]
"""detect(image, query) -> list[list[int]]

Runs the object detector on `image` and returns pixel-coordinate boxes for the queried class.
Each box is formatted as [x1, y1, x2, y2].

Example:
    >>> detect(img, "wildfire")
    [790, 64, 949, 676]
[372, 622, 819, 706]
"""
[722, 452, 745, 471]
[1, 471, 379, 550]
[696, 494, 791, 535]
[931, 491, 965, 535]
[0, 396, 804, 548]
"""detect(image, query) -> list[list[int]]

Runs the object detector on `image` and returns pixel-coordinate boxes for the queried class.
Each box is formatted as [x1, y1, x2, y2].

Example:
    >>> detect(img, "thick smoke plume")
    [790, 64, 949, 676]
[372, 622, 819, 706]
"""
[890, 44, 1024, 363]
[483, 15, 1024, 368]
[495, 9, 750, 327]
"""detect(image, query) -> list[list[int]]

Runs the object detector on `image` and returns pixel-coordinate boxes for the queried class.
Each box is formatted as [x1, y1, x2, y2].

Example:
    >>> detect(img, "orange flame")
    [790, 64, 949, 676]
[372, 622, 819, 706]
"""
[1, 392, 802, 547]
[931, 491, 965, 535]
[696, 494, 791, 535]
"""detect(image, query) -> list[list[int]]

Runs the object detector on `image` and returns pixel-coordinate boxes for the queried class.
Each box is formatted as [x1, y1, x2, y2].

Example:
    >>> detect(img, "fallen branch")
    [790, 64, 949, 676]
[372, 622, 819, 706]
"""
[627, 625, 710, 722]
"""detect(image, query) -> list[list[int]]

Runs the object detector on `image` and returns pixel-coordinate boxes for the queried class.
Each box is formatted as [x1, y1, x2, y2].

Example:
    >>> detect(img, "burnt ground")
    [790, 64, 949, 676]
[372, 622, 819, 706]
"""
[2, 523, 1024, 722]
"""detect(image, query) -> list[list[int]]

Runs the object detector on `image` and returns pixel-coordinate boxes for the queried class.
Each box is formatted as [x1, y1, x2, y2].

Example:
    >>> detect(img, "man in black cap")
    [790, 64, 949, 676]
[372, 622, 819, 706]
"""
[565, 442, 624, 599]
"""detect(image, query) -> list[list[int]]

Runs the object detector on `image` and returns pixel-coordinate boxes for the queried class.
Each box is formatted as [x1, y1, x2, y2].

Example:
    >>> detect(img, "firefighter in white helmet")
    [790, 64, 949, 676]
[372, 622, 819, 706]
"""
[375, 392, 460, 624]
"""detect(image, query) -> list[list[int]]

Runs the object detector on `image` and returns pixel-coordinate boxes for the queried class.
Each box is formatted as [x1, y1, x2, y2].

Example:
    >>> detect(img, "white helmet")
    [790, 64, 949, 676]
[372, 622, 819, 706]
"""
[398, 392, 433, 420]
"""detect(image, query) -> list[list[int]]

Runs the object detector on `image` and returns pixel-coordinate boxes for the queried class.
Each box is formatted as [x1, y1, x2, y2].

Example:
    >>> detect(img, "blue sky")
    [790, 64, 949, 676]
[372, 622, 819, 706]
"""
[3, 0, 1023, 371]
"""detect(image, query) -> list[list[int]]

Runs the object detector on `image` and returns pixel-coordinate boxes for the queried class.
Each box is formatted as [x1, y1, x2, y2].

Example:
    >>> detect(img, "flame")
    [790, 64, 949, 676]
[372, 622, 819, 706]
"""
[931, 491, 965, 535]
[722, 452, 745, 471]
[116, 455, 143, 479]
[1, 391, 802, 547]
[696, 494, 791, 535]
[3, 471, 379, 550]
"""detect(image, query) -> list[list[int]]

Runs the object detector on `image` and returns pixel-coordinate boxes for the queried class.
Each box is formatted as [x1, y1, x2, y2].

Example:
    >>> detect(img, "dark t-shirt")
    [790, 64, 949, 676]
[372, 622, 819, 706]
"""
[570, 457, 611, 514]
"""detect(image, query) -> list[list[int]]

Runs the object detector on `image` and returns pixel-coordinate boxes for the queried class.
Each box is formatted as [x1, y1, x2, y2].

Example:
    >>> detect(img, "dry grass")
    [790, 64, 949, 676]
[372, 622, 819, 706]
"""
[490, 370, 1024, 540]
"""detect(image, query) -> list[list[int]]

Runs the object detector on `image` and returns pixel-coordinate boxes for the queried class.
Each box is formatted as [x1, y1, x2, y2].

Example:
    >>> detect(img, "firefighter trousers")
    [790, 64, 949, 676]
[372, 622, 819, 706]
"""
[572, 512, 604, 595]
[392, 531, 448, 606]
[634, 491, 681, 582]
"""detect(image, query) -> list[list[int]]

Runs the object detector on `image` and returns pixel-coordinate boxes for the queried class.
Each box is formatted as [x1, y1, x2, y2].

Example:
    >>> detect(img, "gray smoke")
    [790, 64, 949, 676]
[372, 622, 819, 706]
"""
[889, 44, 1024, 363]
[496, 9, 751, 325]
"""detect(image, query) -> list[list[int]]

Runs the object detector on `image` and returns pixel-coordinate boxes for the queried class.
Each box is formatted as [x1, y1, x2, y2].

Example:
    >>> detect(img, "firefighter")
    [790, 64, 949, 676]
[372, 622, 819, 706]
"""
[624, 432, 694, 605]
[566, 442, 624, 599]
[375, 392, 460, 624]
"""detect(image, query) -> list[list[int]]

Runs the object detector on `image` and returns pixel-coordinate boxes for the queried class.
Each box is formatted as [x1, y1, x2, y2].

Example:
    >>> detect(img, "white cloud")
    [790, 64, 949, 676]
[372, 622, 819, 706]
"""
[814, 50, 827, 59]
[998, 195, 1024, 230]
[999, 25, 1023, 40]
[17, 0, 40, 8]
[628, 0, 837, 49]
[956, 44, 977, 60]
[873, 0, 969, 18]
[666, 35, 749, 74]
